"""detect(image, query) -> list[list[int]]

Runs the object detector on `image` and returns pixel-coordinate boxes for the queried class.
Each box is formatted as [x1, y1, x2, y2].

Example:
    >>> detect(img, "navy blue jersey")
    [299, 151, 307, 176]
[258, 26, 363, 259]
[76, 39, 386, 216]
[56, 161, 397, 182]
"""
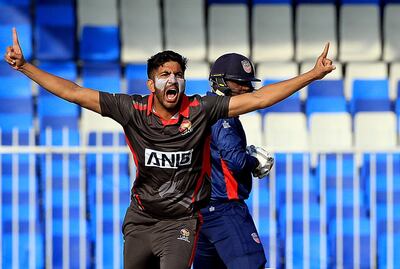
[208, 92, 258, 201]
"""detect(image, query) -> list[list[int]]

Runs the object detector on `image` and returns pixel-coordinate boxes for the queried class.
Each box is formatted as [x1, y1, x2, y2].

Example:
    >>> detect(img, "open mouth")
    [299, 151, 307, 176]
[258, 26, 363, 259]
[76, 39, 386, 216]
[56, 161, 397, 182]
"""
[165, 88, 178, 102]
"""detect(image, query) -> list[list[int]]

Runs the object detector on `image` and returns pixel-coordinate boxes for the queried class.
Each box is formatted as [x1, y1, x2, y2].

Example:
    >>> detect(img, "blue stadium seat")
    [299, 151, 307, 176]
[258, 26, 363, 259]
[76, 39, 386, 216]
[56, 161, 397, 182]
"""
[307, 80, 345, 97]
[252, 0, 292, 3]
[185, 79, 209, 96]
[378, 234, 400, 269]
[38, 128, 90, 269]
[328, 218, 371, 269]
[82, 62, 121, 93]
[125, 64, 149, 95]
[316, 154, 368, 219]
[0, 6, 32, 60]
[34, 4, 75, 60]
[80, 26, 120, 62]
[0, 0, 30, 6]
[86, 132, 130, 269]
[1, 130, 44, 268]
[361, 153, 400, 207]
[37, 61, 79, 131]
[350, 79, 391, 114]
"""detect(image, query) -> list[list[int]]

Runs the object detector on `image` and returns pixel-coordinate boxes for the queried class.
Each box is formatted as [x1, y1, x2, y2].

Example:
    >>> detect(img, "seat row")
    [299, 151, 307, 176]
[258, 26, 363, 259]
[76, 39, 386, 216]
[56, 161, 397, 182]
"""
[1, 0, 400, 63]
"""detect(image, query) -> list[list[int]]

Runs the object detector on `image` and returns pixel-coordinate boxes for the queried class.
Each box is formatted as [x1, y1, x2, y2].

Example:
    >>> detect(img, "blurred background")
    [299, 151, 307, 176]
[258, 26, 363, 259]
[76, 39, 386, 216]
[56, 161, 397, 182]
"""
[1, 0, 400, 268]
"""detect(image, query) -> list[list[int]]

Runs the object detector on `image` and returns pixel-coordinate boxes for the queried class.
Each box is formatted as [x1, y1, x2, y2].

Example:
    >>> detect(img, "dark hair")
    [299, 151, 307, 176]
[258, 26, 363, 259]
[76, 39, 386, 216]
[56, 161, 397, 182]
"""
[147, 50, 188, 79]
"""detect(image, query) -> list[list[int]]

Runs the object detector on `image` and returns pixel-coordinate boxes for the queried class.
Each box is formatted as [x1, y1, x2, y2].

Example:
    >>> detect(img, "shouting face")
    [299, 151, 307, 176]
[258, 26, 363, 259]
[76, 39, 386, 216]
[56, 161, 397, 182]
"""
[147, 61, 185, 119]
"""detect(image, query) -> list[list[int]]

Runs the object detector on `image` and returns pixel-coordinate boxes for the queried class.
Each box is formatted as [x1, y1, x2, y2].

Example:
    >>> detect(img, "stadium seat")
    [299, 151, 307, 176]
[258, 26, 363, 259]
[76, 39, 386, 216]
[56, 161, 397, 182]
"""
[240, 111, 263, 146]
[125, 64, 148, 95]
[252, 4, 293, 62]
[208, 4, 249, 62]
[120, 0, 162, 63]
[79, 26, 120, 62]
[354, 112, 397, 151]
[38, 128, 90, 269]
[339, 5, 381, 62]
[37, 61, 79, 131]
[350, 79, 391, 114]
[309, 113, 353, 151]
[0, 6, 32, 60]
[389, 62, 400, 100]
[295, 4, 337, 61]
[378, 234, 400, 269]
[279, 203, 328, 269]
[345, 62, 387, 100]
[86, 132, 131, 269]
[257, 62, 302, 111]
[164, 0, 206, 61]
[305, 80, 347, 117]
[82, 62, 121, 92]
[77, 0, 118, 33]
[328, 218, 372, 269]
[264, 113, 308, 152]
[34, 3, 75, 60]
[184, 61, 210, 96]
[383, 4, 400, 62]
[1, 129, 44, 268]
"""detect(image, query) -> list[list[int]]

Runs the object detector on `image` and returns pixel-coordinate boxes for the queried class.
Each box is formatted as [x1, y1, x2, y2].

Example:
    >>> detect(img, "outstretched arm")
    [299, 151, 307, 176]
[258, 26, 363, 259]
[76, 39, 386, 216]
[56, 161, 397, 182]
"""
[228, 43, 335, 117]
[3, 28, 101, 113]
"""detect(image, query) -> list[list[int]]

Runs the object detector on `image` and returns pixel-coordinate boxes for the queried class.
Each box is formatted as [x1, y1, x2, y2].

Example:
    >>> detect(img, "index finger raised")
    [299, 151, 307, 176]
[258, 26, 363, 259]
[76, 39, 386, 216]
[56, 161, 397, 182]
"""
[12, 27, 21, 50]
[319, 42, 330, 58]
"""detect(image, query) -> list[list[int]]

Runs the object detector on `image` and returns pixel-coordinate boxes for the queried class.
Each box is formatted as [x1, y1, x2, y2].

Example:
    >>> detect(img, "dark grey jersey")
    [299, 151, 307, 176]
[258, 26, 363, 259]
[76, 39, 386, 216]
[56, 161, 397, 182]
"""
[100, 92, 230, 219]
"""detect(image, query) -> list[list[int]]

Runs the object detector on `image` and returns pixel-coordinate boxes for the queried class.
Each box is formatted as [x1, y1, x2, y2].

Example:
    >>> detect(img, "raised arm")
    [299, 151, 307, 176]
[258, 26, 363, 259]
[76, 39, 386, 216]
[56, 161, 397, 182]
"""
[228, 43, 335, 117]
[3, 28, 101, 113]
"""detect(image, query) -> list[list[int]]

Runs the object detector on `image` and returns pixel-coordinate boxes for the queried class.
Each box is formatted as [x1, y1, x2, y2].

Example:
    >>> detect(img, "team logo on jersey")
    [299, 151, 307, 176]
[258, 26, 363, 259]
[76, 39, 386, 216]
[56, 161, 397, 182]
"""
[241, 60, 252, 73]
[178, 119, 192, 135]
[177, 228, 191, 243]
[145, 148, 193, 169]
[251, 232, 261, 244]
[222, 120, 231, 129]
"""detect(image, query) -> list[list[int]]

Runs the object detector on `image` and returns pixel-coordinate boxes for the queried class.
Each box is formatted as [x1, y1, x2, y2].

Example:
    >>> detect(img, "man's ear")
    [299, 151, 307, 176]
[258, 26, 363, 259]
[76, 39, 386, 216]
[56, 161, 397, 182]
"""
[147, 79, 155, 93]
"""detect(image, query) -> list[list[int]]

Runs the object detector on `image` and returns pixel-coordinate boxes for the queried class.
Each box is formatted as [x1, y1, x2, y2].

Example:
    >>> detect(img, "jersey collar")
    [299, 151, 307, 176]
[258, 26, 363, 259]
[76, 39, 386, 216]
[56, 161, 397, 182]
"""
[147, 93, 190, 119]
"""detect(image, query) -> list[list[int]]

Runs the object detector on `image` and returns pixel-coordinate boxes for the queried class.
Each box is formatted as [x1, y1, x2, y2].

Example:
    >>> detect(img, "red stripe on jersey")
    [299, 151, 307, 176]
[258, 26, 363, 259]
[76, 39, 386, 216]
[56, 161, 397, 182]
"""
[133, 102, 147, 111]
[125, 134, 145, 209]
[221, 159, 239, 200]
[189, 99, 200, 107]
[192, 135, 211, 203]
[188, 213, 203, 267]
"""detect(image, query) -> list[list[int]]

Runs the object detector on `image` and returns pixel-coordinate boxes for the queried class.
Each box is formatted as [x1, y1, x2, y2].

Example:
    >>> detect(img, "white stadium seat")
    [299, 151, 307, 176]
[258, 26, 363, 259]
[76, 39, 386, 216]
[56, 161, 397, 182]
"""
[120, 0, 162, 63]
[383, 4, 400, 62]
[208, 4, 249, 62]
[339, 5, 381, 62]
[252, 4, 294, 62]
[164, 0, 206, 61]
[77, 0, 118, 32]
[354, 112, 397, 151]
[296, 4, 337, 62]
[264, 112, 308, 152]
[240, 112, 264, 147]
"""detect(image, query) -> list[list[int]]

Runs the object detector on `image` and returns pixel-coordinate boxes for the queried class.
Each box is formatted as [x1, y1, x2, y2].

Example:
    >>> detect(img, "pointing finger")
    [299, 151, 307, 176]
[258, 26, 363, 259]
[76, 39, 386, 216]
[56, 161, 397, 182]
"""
[320, 42, 330, 59]
[12, 27, 21, 53]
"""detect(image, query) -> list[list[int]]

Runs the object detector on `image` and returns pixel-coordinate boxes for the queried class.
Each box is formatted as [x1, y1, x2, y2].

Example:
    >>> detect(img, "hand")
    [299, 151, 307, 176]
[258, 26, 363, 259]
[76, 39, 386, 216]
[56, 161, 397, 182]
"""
[312, 42, 336, 80]
[4, 27, 26, 70]
[246, 145, 274, 179]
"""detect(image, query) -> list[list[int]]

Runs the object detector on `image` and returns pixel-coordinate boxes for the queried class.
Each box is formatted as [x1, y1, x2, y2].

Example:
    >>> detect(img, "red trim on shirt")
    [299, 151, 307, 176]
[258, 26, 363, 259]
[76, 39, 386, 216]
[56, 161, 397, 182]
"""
[124, 134, 145, 209]
[192, 135, 211, 203]
[221, 159, 239, 200]
[146, 93, 194, 125]
[133, 102, 147, 111]
[188, 213, 203, 267]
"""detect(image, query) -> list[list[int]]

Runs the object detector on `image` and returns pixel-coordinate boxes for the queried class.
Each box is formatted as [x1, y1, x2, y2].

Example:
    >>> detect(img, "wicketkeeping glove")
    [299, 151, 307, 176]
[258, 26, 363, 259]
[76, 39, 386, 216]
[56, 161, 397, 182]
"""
[246, 145, 274, 179]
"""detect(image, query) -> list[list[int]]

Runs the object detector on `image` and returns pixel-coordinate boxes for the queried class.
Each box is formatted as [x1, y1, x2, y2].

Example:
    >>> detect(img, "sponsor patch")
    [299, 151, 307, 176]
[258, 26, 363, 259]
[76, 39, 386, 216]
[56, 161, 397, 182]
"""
[241, 60, 252, 73]
[145, 148, 193, 169]
[222, 120, 231, 129]
[251, 232, 261, 244]
[177, 228, 191, 243]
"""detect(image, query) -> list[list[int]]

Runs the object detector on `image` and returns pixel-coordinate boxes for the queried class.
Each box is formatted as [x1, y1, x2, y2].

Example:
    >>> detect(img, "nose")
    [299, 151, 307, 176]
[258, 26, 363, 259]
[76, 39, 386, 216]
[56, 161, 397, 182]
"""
[167, 73, 177, 84]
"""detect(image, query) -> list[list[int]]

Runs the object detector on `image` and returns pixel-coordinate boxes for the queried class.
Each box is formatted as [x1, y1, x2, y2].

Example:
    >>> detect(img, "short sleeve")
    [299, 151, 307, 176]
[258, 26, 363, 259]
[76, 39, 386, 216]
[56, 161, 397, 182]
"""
[99, 92, 134, 126]
[201, 95, 230, 125]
